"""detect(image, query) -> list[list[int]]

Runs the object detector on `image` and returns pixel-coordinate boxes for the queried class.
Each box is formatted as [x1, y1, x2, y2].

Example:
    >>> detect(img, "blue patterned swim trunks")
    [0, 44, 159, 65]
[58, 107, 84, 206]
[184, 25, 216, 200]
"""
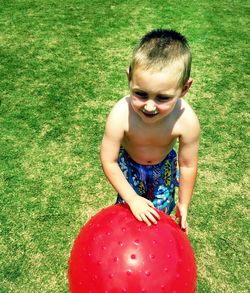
[116, 147, 179, 215]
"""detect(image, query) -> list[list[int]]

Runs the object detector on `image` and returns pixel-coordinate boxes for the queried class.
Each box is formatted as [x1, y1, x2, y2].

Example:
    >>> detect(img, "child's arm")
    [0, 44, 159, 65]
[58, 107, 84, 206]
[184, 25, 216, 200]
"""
[100, 101, 160, 226]
[177, 113, 200, 234]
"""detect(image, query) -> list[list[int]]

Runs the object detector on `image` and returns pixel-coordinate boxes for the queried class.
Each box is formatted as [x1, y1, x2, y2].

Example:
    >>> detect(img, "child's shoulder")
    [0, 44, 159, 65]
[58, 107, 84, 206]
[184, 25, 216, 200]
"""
[111, 95, 130, 109]
[179, 99, 198, 119]
[106, 96, 130, 125]
[176, 98, 200, 135]
[108, 96, 131, 117]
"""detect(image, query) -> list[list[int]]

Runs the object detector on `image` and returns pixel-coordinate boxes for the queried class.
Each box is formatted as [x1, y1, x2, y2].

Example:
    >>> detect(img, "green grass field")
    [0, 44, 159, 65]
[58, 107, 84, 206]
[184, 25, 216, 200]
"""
[0, 0, 249, 292]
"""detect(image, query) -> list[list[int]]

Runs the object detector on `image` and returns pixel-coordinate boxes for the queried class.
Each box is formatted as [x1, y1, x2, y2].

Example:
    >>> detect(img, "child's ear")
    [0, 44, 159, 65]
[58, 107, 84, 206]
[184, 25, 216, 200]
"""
[180, 78, 193, 97]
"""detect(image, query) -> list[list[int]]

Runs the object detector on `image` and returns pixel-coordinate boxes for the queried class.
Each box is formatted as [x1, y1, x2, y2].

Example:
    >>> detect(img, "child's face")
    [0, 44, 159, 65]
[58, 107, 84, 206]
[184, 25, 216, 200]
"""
[129, 64, 191, 124]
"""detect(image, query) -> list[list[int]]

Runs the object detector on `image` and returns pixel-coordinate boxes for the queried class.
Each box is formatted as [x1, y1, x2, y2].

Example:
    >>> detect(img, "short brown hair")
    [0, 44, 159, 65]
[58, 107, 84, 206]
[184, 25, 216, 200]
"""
[129, 29, 192, 87]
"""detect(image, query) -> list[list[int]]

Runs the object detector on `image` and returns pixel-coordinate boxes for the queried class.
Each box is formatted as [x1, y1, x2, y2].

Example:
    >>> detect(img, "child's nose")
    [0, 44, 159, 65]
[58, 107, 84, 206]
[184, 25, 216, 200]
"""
[144, 100, 156, 112]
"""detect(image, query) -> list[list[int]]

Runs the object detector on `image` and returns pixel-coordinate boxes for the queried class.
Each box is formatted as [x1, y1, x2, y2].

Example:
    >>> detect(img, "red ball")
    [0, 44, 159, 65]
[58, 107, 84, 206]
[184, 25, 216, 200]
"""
[68, 204, 197, 292]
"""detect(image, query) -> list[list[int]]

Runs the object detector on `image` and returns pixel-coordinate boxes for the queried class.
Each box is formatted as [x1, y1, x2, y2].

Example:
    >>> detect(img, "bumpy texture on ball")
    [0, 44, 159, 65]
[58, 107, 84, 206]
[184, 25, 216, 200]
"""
[68, 204, 197, 292]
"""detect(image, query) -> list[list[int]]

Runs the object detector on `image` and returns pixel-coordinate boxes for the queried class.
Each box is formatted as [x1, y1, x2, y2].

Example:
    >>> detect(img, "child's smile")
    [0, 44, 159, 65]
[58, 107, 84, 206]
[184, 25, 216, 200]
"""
[142, 112, 159, 119]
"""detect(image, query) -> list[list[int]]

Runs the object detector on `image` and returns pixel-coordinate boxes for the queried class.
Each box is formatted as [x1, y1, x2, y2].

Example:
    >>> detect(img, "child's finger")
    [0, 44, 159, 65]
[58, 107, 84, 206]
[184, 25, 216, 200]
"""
[181, 221, 188, 234]
[146, 200, 160, 219]
[145, 211, 158, 224]
[135, 215, 143, 222]
[140, 214, 152, 226]
[149, 207, 160, 220]
[147, 200, 155, 208]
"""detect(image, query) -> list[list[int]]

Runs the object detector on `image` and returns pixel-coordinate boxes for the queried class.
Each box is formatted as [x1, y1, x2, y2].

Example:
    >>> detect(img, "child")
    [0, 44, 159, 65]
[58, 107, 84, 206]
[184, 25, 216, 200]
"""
[100, 29, 200, 234]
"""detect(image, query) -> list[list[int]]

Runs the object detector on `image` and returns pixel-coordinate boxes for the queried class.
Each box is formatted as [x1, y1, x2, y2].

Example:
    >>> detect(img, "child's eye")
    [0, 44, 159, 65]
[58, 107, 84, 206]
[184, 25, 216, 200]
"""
[134, 91, 148, 99]
[157, 95, 171, 101]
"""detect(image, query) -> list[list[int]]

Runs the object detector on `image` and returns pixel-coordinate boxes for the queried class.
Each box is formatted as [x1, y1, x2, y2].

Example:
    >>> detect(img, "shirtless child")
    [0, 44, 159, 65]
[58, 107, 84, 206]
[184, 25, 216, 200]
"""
[100, 29, 200, 233]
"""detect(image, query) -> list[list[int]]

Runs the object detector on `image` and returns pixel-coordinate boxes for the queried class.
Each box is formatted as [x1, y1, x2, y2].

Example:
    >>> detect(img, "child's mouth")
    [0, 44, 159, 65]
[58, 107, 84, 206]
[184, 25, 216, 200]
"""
[142, 110, 159, 117]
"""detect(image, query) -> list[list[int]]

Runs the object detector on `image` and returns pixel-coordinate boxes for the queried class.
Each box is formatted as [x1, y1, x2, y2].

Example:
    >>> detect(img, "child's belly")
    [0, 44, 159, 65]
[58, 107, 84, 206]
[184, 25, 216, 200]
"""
[122, 144, 176, 165]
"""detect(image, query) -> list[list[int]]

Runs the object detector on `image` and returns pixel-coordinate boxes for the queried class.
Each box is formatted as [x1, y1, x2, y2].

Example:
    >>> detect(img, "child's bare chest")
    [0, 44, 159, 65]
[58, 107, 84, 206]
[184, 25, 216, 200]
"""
[125, 128, 172, 146]
[124, 119, 177, 147]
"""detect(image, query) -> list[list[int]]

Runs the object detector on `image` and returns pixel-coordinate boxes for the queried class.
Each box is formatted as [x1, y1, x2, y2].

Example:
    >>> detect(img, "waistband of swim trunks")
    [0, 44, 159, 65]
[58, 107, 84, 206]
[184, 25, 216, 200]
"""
[119, 146, 177, 167]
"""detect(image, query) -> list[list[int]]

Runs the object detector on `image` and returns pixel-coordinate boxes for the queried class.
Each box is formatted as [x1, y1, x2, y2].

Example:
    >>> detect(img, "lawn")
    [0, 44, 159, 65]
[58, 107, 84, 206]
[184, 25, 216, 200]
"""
[0, 0, 249, 292]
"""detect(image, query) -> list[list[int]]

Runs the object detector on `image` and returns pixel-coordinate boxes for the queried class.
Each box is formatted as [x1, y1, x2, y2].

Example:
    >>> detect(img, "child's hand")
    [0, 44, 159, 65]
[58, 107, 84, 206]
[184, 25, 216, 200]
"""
[128, 196, 160, 226]
[175, 203, 189, 234]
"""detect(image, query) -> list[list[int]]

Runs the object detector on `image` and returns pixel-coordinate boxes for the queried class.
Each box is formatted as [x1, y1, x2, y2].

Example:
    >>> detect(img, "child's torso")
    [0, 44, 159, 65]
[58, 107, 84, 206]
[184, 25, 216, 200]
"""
[121, 97, 181, 165]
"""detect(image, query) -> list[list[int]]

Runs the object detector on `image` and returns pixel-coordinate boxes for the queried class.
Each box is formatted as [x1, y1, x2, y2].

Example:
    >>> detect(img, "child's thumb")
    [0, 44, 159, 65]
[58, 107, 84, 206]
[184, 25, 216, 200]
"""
[181, 217, 187, 229]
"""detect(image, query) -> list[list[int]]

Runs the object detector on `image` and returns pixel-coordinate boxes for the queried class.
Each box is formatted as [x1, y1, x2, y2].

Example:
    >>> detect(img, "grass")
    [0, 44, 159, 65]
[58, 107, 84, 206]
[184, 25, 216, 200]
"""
[0, 0, 249, 292]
